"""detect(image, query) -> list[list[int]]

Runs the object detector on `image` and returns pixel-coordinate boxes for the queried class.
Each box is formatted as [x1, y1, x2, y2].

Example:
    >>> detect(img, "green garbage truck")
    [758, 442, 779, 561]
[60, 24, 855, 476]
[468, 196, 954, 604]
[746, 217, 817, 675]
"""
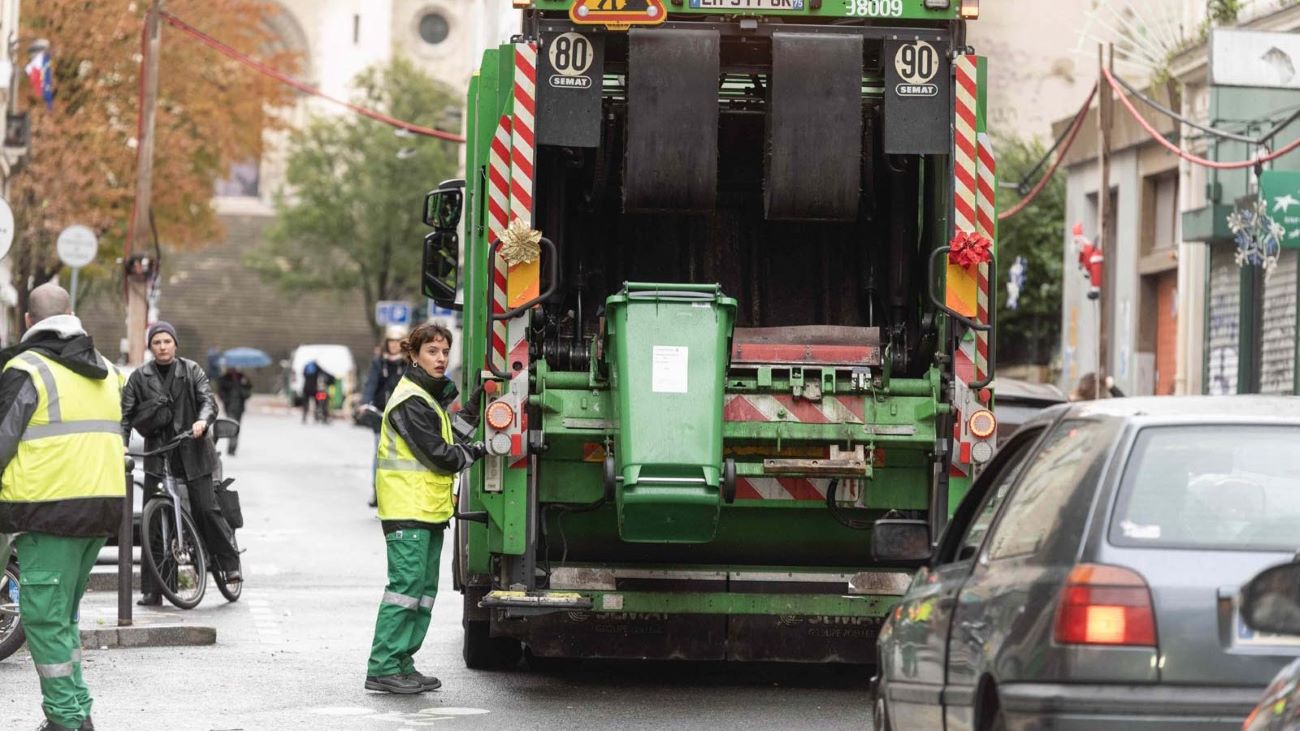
[420, 0, 1000, 666]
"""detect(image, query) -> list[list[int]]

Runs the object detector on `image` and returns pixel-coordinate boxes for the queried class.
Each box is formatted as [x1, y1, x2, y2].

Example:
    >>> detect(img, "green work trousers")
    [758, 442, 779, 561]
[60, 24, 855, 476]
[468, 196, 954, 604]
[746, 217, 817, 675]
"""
[15, 532, 106, 730]
[367, 527, 443, 678]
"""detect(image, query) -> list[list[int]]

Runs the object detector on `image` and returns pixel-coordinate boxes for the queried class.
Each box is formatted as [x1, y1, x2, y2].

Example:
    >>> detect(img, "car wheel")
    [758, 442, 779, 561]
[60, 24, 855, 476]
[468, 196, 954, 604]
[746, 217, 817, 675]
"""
[872, 681, 893, 731]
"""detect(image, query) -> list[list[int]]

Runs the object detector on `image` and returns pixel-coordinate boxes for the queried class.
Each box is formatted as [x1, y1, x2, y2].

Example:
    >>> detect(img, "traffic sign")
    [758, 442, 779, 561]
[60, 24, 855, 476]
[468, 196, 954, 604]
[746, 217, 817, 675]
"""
[56, 224, 98, 268]
[0, 198, 13, 261]
[569, 0, 666, 29]
[375, 300, 412, 327]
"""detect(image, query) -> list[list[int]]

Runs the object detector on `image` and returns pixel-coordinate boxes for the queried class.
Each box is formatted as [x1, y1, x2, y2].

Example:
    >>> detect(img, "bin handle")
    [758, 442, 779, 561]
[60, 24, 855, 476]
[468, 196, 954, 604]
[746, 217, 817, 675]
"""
[488, 237, 558, 322]
[623, 290, 718, 301]
[927, 247, 992, 332]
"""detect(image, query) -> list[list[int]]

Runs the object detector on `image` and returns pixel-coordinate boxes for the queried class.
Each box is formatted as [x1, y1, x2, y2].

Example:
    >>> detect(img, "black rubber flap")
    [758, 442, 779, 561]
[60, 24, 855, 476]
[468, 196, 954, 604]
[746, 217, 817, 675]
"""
[766, 33, 863, 222]
[624, 28, 720, 213]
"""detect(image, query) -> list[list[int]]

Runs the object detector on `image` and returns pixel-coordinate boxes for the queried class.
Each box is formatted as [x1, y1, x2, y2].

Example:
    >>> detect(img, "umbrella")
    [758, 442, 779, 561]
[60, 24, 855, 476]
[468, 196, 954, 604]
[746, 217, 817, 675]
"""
[220, 347, 272, 369]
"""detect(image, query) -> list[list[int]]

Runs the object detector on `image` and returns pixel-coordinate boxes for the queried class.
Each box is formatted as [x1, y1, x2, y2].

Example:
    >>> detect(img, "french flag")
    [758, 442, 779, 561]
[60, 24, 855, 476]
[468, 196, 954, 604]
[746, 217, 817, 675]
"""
[26, 50, 53, 110]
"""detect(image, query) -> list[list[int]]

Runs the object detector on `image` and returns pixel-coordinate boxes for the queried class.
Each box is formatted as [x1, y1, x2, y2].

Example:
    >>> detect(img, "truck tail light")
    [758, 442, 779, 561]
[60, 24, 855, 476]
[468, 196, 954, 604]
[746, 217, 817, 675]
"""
[960, 0, 979, 18]
[1054, 564, 1157, 647]
[485, 400, 515, 431]
[968, 410, 996, 439]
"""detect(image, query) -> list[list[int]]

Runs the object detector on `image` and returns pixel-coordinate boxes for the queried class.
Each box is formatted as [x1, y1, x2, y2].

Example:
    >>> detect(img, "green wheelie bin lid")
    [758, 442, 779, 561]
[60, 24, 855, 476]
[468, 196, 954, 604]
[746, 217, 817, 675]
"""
[604, 283, 737, 543]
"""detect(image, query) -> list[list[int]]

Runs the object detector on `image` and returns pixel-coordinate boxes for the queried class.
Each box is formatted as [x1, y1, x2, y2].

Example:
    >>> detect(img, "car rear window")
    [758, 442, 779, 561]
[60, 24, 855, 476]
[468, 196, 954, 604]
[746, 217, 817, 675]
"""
[1111, 425, 1300, 551]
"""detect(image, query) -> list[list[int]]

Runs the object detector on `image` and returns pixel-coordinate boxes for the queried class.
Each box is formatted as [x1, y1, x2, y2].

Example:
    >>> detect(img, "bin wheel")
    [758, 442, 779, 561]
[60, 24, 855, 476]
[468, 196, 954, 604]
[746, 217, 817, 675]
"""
[603, 453, 617, 500]
[722, 458, 737, 504]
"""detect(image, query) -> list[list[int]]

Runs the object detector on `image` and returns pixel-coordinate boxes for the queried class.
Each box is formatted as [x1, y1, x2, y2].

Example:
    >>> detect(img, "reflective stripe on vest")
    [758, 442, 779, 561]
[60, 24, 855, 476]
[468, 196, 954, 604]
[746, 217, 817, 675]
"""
[1, 352, 124, 505]
[374, 377, 455, 523]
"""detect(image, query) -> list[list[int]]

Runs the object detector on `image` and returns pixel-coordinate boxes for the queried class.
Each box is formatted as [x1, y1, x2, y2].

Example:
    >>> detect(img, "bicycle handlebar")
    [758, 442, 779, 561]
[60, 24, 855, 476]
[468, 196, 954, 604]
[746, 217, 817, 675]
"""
[126, 433, 193, 459]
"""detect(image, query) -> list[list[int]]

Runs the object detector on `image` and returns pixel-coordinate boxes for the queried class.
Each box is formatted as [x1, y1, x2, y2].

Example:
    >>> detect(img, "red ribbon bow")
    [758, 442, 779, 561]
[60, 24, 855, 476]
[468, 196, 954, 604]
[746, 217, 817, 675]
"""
[948, 231, 992, 267]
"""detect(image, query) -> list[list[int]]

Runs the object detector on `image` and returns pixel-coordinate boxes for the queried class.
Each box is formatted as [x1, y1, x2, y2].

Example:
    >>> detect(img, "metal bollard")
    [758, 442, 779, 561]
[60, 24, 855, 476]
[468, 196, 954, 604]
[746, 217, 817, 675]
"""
[118, 458, 134, 626]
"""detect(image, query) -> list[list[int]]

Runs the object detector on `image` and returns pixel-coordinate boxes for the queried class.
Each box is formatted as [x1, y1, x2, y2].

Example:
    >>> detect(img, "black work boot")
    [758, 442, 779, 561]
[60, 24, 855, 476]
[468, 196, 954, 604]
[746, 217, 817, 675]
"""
[404, 670, 442, 691]
[80, 718, 95, 731]
[364, 674, 423, 694]
[137, 593, 161, 607]
[36, 720, 74, 731]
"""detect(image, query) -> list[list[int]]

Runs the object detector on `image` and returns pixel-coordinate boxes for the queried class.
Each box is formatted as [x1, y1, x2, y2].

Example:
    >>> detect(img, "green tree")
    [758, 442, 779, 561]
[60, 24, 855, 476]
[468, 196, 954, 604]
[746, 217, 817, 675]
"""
[250, 58, 462, 335]
[995, 136, 1066, 367]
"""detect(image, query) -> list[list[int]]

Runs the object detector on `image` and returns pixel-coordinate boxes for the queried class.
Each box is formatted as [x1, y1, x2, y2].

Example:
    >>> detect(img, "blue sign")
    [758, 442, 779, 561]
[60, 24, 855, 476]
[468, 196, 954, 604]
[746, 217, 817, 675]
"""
[375, 300, 411, 327]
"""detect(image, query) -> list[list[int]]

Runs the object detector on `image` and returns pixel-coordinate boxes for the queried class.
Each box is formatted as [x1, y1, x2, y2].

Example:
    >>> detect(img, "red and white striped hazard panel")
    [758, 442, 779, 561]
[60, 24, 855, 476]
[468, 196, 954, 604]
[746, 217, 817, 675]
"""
[734, 477, 861, 503]
[723, 394, 865, 424]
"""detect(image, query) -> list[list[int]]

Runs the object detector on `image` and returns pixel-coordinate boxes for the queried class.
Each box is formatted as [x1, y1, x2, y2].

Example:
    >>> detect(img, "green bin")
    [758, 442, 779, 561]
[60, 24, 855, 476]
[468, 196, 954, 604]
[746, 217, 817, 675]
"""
[605, 283, 737, 543]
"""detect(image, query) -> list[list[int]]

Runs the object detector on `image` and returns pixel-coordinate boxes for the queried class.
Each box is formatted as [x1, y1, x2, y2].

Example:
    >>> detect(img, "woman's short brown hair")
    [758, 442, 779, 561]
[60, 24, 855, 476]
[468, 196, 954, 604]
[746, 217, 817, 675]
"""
[400, 322, 454, 361]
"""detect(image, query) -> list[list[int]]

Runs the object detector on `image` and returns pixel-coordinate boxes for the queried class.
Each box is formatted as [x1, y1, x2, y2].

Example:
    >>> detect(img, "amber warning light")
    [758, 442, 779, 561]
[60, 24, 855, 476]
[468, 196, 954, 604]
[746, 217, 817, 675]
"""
[486, 400, 516, 431]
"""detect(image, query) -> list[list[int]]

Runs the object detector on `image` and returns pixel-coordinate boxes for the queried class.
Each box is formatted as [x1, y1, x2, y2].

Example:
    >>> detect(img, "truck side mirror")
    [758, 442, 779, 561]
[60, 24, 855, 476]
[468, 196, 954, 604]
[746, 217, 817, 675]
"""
[871, 519, 931, 564]
[422, 230, 461, 309]
[423, 180, 464, 231]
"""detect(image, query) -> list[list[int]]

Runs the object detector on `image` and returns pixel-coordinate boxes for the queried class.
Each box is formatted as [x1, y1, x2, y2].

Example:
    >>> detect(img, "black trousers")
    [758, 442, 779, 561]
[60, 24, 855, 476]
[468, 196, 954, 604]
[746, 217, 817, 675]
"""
[142, 472, 240, 594]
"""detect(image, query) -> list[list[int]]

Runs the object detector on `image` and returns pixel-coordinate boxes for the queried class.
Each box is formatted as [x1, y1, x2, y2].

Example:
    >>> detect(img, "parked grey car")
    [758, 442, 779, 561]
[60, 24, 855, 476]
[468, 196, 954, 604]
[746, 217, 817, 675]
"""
[871, 396, 1300, 731]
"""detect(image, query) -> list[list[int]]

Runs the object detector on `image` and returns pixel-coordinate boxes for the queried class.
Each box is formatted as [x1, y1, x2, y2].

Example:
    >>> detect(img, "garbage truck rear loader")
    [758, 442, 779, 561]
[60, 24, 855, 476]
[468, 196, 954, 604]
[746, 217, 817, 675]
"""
[420, 0, 1000, 666]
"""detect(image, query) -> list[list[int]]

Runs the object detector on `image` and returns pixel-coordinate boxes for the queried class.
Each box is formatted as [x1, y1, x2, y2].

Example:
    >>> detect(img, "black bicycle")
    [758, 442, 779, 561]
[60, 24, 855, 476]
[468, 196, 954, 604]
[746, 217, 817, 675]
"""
[0, 539, 21, 662]
[128, 421, 242, 609]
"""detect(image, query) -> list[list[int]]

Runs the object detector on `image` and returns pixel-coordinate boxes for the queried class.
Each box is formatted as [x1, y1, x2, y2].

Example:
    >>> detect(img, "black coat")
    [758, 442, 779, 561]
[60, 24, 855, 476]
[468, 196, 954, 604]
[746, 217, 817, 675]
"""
[216, 371, 253, 420]
[121, 357, 219, 479]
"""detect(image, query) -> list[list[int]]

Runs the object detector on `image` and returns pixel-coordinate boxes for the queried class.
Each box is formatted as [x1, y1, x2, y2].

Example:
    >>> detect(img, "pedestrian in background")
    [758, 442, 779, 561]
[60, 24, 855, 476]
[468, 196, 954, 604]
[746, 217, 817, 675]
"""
[121, 322, 241, 604]
[301, 360, 335, 424]
[362, 325, 408, 507]
[0, 283, 124, 731]
[216, 366, 253, 456]
[365, 323, 486, 694]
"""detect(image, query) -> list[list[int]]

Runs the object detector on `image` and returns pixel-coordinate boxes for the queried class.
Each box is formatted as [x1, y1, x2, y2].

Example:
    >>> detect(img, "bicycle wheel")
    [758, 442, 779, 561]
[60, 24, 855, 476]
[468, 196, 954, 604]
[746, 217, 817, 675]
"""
[141, 500, 207, 609]
[0, 559, 24, 662]
[214, 533, 243, 603]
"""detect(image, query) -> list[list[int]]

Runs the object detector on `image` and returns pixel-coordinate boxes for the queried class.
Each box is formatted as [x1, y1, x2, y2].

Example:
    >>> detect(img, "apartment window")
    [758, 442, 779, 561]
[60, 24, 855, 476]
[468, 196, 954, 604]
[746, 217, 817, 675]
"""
[418, 11, 449, 45]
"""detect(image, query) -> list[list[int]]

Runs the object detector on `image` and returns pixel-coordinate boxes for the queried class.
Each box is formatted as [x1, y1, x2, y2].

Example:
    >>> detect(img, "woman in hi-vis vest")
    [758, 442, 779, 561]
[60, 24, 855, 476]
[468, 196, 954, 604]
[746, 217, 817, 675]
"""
[365, 323, 486, 694]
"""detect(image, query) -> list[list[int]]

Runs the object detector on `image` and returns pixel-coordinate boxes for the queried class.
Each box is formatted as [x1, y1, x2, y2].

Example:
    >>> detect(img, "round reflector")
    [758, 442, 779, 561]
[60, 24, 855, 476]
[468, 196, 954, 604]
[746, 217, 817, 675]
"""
[971, 440, 994, 465]
[485, 400, 515, 431]
[968, 409, 997, 439]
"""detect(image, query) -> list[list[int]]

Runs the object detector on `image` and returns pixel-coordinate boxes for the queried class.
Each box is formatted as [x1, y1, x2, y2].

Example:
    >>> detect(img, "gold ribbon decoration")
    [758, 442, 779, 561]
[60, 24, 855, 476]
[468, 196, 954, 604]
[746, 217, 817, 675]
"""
[500, 218, 542, 266]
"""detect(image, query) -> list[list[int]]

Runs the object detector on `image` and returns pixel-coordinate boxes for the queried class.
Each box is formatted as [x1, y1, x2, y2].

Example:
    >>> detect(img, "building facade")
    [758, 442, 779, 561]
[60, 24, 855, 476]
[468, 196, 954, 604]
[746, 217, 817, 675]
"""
[1055, 2, 1300, 397]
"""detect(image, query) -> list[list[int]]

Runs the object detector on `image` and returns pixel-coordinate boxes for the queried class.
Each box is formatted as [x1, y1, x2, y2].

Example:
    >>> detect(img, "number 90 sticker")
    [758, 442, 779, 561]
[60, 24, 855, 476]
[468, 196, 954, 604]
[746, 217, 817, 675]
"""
[847, 0, 903, 16]
[894, 40, 940, 98]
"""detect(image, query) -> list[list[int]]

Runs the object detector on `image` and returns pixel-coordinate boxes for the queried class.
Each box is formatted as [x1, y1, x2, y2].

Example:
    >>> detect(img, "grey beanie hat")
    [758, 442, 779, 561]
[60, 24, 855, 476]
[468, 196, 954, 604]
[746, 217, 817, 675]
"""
[147, 321, 178, 346]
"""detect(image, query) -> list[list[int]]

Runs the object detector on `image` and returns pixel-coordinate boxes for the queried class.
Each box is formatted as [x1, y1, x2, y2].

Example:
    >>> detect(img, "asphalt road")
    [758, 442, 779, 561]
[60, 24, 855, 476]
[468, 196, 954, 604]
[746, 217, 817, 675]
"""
[2, 408, 871, 730]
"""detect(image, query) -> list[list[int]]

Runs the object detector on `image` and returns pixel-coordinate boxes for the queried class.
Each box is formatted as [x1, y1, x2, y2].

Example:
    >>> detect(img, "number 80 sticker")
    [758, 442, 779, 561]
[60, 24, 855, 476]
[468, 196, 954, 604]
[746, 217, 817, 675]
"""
[547, 33, 595, 90]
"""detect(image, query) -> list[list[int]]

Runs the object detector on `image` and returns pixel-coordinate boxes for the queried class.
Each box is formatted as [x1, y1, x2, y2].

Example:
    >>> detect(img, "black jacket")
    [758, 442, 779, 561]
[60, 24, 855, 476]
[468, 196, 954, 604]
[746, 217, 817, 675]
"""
[362, 355, 406, 431]
[0, 321, 121, 536]
[381, 366, 470, 534]
[216, 371, 253, 419]
[121, 356, 218, 479]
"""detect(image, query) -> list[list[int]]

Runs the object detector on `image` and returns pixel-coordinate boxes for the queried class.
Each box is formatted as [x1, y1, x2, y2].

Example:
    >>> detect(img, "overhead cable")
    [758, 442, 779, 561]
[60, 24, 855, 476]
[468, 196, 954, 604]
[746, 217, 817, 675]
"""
[999, 83, 1098, 222]
[160, 12, 465, 143]
[1103, 66, 1300, 170]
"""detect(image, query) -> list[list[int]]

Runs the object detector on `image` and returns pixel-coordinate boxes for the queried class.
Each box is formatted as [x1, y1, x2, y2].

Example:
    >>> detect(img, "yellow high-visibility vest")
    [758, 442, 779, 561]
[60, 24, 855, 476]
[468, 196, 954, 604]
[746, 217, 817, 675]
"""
[0, 351, 124, 507]
[375, 377, 455, 523]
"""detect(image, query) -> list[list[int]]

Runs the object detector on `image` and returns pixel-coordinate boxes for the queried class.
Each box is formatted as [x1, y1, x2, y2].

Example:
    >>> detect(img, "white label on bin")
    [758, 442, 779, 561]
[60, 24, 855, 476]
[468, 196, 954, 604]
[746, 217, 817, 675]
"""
[652, 346, 689, 393]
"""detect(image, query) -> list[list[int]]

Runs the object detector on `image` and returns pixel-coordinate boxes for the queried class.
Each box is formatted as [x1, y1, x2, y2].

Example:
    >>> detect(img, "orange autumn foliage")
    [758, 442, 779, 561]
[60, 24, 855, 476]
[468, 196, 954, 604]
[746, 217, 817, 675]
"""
[10, 0, 298, 312]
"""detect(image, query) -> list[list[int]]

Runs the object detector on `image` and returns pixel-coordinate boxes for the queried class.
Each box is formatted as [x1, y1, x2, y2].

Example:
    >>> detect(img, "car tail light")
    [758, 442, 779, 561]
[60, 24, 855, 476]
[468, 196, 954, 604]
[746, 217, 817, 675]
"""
[485, 400, 515, 431]
[1054, 564, 1156, 647]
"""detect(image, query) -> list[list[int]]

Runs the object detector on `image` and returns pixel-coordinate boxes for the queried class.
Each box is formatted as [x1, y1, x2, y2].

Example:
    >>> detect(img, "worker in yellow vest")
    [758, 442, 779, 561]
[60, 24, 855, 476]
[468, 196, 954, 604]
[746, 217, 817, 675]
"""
[365, 322, 485, 694]
[0, 283, 124, 731]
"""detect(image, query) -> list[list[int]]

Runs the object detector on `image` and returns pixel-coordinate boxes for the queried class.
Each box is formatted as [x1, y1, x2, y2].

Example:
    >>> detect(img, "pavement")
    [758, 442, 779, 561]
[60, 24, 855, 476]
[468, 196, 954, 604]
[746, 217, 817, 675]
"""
[1, 408, 871, 730]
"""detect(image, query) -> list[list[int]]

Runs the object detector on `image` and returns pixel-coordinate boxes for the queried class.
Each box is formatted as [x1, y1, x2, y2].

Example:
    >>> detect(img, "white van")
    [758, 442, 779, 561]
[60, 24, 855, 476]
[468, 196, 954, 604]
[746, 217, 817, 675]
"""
[288, 344, 357, 407]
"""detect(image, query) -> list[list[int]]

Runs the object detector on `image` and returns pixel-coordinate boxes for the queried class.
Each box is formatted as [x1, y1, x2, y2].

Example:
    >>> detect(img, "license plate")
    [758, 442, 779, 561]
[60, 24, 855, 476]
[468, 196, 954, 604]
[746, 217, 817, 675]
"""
[689, 0, 806, 10]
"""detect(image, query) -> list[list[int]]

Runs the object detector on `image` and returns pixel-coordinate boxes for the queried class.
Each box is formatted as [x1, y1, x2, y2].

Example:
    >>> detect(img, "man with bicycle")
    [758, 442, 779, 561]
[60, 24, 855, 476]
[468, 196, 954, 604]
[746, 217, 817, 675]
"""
[121, 322, 241, 605]
[0, 283, 124, 731]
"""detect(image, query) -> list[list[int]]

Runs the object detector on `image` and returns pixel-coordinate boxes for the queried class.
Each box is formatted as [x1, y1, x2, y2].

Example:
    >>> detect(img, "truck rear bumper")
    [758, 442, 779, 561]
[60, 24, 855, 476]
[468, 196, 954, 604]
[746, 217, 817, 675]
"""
[483, 588, 895, 617]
